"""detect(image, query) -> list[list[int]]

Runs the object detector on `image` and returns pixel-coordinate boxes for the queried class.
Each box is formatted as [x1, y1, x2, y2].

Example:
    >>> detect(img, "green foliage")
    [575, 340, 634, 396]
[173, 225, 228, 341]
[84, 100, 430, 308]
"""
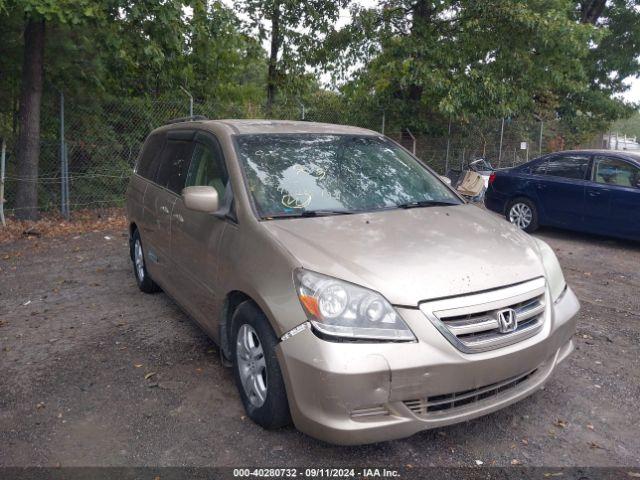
[610, 112, 640, 138]
[237, 0, 349, 100]
[327, 0, 639, 136]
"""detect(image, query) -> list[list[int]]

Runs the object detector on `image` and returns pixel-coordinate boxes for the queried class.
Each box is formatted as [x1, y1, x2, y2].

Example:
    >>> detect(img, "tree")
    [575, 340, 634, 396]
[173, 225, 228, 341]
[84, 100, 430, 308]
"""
[237, 0, 348, 112]
[9, 0, 107, 219]
[188, 0, 267, 107]
[327, 0, 639, 135]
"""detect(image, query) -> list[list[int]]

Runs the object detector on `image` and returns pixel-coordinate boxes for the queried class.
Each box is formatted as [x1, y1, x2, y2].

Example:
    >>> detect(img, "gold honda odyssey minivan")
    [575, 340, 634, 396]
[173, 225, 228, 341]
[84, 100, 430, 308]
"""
[126, 118, 579, 445]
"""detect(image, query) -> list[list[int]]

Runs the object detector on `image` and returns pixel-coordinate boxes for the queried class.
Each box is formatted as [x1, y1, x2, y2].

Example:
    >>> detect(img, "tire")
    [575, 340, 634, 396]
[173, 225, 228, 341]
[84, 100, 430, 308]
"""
[231, 301, 291, 430]
[506, 197, 539, 233]
[130, 229, 160, 293]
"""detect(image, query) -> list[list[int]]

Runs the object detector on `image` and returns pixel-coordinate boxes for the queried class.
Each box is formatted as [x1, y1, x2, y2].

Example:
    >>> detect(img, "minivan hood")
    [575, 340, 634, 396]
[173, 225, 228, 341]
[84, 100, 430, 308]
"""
[262, 204, 545, 306]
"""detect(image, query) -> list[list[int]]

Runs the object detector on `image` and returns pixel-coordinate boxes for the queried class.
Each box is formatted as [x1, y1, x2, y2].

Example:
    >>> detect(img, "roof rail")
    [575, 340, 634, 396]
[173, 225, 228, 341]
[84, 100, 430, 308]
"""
[165, 115, 208, 125]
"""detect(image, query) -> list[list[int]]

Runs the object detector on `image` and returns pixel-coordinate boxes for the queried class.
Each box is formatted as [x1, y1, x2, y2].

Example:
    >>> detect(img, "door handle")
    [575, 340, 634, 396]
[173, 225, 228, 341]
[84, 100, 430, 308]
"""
[160, 205, 170, 214]
[173, 213, 184, 223]
[588, 191, 601, 197]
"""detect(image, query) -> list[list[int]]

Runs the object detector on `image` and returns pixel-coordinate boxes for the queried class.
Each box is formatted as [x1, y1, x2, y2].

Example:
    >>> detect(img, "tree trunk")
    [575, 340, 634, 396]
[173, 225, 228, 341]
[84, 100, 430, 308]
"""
[15, 17, 45, 220]
[266, 1, 281, 115]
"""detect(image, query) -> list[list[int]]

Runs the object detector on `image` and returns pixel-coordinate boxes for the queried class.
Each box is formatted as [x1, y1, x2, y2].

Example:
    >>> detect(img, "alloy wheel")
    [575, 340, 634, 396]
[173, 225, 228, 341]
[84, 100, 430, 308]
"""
[509, 202, 533, 229]
[134, 239, 145, 281]
[236, 324, 268, 407]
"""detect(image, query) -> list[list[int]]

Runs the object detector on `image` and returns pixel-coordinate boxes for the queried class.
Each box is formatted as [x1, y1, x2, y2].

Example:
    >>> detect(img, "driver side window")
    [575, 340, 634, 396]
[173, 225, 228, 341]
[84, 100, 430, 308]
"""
[185, 140, 229, 198]
[593, 156, 640, 188]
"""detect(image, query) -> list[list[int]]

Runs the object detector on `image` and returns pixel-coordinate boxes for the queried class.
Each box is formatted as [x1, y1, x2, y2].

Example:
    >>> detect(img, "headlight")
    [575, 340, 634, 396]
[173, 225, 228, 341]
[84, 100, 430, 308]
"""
[534, 239, 566, 302]
[294, 269, 415, 341]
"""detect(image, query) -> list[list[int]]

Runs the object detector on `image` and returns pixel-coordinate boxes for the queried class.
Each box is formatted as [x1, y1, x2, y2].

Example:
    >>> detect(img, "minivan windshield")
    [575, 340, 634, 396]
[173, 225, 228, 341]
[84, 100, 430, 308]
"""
[235, 134, 461, 218]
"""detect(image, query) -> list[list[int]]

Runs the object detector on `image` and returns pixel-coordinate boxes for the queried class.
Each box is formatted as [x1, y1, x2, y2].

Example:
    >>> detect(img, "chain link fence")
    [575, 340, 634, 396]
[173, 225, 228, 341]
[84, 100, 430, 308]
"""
[0, 92, 604, 219]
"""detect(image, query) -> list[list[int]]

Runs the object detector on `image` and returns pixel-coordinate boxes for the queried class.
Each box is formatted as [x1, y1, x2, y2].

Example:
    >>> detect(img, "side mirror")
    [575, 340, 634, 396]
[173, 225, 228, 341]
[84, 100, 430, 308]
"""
[182, 186, 219, 213]
[439, 175, 452, 186]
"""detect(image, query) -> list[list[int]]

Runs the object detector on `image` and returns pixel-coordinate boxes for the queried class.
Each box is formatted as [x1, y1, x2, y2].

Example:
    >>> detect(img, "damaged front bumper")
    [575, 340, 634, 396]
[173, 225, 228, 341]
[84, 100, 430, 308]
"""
[276, 286, 579, 445]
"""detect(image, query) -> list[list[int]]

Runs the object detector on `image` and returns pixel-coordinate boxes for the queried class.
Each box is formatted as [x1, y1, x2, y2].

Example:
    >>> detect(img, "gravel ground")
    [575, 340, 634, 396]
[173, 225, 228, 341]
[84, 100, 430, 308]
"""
[1, 221, 639, 467]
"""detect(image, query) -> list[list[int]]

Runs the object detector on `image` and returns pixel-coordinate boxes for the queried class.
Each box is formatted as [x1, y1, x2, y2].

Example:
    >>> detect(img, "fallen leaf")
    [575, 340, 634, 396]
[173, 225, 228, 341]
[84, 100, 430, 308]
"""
[511, 459, 522, 465]
[586, 424, 594, 430]
[134, 364, 143, 368]
[543, 473, 563, 477]
[144, 372, 157, 380]
[36, 402, 45, 410]
[475, 460, 483, 466]
[553, 419, 568, 429]
[627, 472, 640, 478]
[589, 441, 605, 450]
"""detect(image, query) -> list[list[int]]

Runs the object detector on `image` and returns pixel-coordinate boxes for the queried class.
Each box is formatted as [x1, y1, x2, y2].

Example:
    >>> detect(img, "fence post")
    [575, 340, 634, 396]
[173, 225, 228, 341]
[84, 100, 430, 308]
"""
[538, 120, 544, 155]
[297, 99, 305, 120]
[59, 90, 69, 219]
[0, 138, 5, 227]
[498, 117, 505, 165]
[64, 142, 70, 217]
[406, 128, 416, 155]
[180, 86, 194, 117]
[445, 118, 451, 174]
[381, 110, 385, 135]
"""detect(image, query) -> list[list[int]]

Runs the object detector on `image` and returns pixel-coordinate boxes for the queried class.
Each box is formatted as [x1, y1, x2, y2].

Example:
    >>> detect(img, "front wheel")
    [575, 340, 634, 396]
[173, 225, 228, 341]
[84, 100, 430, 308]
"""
[130, 229, 160, 293]
[231, 301, 291, 430]
[506, 198, 539, 233]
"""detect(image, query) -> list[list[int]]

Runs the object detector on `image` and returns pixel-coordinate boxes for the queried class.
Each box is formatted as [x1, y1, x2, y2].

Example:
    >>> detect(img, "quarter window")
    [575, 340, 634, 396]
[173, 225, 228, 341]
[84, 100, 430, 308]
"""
[593, 156, 640, 188]
[545, 154, 590, 180]
[185, 141, 229, 198]
[529, 160, 548, 175]
[155, 139, 195, 193]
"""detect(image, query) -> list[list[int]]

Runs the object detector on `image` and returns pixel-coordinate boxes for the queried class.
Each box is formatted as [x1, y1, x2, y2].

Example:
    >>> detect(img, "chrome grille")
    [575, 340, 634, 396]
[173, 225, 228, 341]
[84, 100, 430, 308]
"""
[403, 368, 539, 416]
[420, 278, 547, 353]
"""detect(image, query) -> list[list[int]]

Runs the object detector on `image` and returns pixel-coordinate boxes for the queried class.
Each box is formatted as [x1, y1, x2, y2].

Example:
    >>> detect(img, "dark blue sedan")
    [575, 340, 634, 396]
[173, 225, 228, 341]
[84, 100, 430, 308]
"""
[484, 150, 640, 241]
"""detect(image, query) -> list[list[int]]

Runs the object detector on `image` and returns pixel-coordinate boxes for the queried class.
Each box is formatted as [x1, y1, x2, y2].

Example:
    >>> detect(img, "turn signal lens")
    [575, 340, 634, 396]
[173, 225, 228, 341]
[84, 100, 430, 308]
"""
[489, 173, 497, 185]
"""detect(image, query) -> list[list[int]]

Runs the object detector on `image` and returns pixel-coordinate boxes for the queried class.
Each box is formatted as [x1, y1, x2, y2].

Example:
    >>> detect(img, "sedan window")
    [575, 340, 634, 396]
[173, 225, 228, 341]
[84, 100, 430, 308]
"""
[593, 156, 640, 188]
[529, 160, 548, 175]
[545, 154, 590, 180]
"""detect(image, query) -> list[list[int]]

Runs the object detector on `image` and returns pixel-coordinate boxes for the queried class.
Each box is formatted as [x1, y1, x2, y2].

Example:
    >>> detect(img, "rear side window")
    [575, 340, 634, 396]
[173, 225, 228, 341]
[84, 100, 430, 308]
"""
[545, 154, 590, 180]
[136, 133, 165, 180]
[155, 140, 195, 193]
[527, 160, 548, 175]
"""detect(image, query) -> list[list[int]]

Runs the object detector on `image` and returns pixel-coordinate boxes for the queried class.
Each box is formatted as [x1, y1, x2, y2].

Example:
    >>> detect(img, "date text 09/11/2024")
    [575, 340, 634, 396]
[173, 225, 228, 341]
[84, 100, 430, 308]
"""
[232, 468, 401, 478]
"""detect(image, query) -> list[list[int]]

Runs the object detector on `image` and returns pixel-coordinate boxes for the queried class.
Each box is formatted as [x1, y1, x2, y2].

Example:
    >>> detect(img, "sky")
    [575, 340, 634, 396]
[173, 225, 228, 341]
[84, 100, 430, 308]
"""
[621, 78, 640, 104]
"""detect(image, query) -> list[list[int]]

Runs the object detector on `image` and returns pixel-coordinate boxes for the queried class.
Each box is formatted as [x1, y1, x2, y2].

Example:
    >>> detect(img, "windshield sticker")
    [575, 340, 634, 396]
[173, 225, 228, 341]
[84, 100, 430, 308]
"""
[293, 164, 326, 180]
[281, 193, 312, 209]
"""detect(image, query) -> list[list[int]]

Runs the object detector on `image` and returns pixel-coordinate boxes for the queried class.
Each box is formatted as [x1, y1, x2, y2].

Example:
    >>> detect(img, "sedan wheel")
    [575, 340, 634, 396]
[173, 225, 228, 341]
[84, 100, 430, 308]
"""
[236, 324, 268, 408]
[509, 202, 533, 229]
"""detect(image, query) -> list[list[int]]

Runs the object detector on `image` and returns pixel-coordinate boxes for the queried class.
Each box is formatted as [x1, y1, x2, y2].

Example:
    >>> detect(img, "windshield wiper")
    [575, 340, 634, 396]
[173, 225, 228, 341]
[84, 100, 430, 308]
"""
[265, 209, 355, 219]
[395, 200, 459, 209]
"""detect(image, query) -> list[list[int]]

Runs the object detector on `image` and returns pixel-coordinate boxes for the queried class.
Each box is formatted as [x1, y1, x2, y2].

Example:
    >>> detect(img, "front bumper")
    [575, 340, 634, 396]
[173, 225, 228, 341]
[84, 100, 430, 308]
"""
[276, 286, 579, 445]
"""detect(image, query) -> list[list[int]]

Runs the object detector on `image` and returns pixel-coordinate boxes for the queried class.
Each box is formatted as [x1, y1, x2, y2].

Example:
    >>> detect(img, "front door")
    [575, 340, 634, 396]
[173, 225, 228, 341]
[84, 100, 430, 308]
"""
[535, 153, 590, 226]
[585, 155, 640, 239]
[170, 132, 231, 332]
